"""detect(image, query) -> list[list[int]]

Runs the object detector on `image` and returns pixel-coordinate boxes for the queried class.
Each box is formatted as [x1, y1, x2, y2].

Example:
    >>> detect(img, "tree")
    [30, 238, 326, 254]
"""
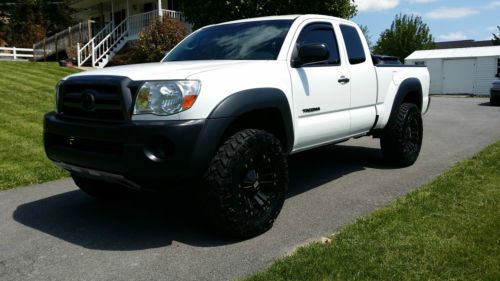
[181, 0, 357, 29]
[492, 26, 500, 46]
[0, 11, 9, 46]
[373, 14, 434, 61]
[2, 0, 75, 47]
[359, 24, 373, 51]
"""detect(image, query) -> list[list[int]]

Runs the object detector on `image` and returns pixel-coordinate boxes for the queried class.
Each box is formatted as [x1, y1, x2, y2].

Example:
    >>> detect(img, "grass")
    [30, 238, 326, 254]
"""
[245, 141, 500, 281]
[0, 61, 80, 190]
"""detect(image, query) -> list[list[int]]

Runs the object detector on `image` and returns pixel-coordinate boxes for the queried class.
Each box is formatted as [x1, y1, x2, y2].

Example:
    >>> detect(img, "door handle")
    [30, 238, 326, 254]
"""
[338, 76, 350, 84]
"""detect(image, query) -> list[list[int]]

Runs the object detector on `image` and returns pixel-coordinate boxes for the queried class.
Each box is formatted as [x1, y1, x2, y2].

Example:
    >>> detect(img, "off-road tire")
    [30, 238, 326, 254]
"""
[491, 96, 500, 106]
[203, 129, 288, 238]
[381, 103, 423, 167]
[72, 175, 132, 199]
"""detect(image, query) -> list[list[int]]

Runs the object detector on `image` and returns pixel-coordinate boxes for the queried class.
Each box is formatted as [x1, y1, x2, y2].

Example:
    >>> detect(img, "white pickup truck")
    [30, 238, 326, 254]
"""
[44, 15, 430, 237]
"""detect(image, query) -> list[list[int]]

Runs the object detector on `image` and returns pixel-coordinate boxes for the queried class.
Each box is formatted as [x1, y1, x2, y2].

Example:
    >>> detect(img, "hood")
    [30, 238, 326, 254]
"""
[67, 61, 261, 80]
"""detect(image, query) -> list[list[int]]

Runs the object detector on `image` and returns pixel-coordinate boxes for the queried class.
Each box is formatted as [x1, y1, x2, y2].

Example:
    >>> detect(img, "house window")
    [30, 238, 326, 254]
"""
[415, 61, 426, 66]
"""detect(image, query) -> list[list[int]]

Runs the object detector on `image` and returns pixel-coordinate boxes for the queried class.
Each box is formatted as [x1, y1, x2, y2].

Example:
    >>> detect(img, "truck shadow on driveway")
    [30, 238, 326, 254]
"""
[12, 144, 390, 251]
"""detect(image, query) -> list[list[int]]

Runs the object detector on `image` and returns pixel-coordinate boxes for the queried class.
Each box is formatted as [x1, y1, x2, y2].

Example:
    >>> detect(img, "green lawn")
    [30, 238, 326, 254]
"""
[245, 141, 500, 281]
[0, 61, 80, 190]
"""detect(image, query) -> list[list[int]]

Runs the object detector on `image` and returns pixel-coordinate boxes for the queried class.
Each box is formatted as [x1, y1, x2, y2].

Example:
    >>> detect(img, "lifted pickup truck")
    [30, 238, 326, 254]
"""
[44, 15, 430, 237]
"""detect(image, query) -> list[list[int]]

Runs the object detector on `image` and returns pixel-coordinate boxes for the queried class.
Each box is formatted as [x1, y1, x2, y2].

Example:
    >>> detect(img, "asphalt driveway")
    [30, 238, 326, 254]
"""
[0, 97, 499, 281]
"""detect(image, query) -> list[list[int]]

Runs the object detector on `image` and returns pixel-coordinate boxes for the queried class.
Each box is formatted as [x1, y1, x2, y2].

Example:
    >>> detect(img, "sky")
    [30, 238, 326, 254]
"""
[352, 0, 500, 44]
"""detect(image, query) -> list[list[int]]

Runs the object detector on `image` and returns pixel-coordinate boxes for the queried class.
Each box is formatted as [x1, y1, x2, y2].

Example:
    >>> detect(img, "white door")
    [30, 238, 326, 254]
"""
[289, 21, 351, 151]
[443, 59, 475, 94]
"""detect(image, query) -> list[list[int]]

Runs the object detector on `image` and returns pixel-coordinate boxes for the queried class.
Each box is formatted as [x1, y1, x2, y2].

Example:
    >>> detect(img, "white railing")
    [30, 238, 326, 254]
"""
[128, 9, 184, 38]
[0, 47, 34, 60]
[77, 21, 113, 66]
[76, 9, 185, 67]
[33, 21, 92, 61]
[93, 18, 128, 66]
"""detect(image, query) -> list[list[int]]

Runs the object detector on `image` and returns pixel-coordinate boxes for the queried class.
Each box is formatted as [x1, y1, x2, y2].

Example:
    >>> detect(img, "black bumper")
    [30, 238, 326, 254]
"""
[44, 113, 231, 189]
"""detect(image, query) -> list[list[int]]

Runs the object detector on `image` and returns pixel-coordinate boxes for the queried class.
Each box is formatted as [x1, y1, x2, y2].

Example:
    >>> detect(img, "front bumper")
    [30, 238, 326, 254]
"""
[44, 112, 209, 189]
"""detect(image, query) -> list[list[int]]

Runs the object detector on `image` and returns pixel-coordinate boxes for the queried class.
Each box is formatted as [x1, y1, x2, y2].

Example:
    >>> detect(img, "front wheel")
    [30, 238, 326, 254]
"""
[381, 103, 423, 167]
[203, 129, 288, 238]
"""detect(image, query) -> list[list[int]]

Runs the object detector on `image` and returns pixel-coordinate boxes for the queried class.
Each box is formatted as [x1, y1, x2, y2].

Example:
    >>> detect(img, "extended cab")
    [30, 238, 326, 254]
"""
[44, 15, 430, 237]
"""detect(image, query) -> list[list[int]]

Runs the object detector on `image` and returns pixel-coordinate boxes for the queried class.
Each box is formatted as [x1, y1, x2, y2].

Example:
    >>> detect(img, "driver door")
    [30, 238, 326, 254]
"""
[289, 21, 351, 151]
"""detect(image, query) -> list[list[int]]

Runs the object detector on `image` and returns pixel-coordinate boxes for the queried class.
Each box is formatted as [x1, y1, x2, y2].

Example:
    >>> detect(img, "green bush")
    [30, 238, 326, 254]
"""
[106, 42, 143, 66]
[137, 18, 188, 62]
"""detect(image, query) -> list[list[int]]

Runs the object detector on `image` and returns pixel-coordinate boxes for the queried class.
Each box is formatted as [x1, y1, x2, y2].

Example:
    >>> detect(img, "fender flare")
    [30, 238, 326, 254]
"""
[208, 88, 294, 153]
[387, 78, 423, 126]
[188, 88, 294, 177]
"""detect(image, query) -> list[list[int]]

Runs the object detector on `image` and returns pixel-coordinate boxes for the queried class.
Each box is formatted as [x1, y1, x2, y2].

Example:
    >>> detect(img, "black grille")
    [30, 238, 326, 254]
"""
[59, 76, 135, 122]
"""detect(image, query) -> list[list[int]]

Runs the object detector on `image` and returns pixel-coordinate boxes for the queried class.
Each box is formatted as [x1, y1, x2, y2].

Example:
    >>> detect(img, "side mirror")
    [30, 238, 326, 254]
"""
[496, 73, 500, 78]
[292, 43, 329, 68]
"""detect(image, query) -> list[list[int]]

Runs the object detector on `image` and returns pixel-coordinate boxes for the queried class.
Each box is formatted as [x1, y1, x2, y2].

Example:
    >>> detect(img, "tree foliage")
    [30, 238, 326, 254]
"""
[373, 14, 434, 61]
[359, 24, 373, 51]
[138, 18, 188, 62]
[1, 0, 75, 47]
[181, 0, 357, 29]
[492, 26, 500, 46]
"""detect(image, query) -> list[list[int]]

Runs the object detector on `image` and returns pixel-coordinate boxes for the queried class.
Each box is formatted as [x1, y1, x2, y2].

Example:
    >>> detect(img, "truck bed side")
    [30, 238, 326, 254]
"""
[373, 65, 430, 129]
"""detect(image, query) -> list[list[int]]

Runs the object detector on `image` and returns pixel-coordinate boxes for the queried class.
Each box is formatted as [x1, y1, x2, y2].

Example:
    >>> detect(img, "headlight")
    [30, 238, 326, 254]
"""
[133, 80, 201, 115]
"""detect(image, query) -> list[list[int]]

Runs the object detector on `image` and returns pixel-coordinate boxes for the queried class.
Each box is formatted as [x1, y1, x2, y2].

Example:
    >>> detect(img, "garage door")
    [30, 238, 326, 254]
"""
[443, 59, 475, 94]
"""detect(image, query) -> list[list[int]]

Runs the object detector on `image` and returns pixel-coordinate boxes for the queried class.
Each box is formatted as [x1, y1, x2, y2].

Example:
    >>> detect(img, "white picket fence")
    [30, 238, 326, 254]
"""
[0, 47, 34, 60]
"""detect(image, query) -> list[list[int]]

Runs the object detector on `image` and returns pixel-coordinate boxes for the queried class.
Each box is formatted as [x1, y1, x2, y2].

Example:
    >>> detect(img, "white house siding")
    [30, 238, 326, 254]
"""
[413, 57, 496, 96]
[425, 59, 443, 94]
[474, 57, 498, 96]
[74, 0, 171, 22]
[406, 46, 500, 96]
[443, 59, 476, 94]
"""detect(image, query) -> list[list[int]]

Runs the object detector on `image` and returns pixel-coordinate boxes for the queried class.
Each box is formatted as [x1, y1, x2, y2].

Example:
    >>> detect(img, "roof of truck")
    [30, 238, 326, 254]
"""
[219, 14, 352, 25]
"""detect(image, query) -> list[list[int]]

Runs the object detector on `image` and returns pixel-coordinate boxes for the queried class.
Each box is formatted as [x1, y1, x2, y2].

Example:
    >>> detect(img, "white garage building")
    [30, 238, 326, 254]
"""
[405, 46, 500, 95]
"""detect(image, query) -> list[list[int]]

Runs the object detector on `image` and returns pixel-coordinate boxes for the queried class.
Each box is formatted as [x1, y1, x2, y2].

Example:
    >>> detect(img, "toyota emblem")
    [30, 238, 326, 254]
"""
[81, 90, 96, 111]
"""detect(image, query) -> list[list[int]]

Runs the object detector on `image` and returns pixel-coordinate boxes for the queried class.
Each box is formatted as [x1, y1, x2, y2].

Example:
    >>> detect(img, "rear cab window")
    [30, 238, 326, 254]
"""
[339, 24, 366, 65]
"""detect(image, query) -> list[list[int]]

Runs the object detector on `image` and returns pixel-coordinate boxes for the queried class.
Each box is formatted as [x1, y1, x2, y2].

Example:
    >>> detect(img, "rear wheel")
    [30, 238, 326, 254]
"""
[72, 175, 132, 199]
[381, 103, 423, 167]
[203, 129, 288, 238]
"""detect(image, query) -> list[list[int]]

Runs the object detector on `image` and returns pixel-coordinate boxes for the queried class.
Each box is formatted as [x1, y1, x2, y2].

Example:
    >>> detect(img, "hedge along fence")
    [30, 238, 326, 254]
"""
[0, 47, 34, 60]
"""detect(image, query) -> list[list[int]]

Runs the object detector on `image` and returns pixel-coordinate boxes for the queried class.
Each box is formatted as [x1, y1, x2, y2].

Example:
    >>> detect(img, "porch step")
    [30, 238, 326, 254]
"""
[96, 37, 129, 68]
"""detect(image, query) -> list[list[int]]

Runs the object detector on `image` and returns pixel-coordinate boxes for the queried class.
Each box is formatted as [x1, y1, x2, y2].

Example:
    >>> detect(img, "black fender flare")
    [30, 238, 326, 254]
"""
[189, 88, 294, 176]
[387, 78, 423, 126]
[209, 87, 294, 152]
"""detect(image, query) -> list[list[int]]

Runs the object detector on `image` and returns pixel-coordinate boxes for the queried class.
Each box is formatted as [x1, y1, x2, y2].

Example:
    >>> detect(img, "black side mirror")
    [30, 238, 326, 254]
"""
[292, 43, 329, 68]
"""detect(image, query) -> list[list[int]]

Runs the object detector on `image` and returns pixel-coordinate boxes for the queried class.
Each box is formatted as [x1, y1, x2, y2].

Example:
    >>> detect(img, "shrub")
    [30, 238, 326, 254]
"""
[106, 41, 144, 67]
[137, 18, 188, 62]
[65, 46, 77, 61]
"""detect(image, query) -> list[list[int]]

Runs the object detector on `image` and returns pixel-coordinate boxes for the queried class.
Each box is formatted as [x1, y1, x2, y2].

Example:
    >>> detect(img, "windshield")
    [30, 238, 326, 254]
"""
[164, 20, 293, 61]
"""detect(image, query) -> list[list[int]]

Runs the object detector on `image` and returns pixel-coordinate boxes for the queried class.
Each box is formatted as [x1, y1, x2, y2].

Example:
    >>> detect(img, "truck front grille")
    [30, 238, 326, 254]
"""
[58, 76, 135, 122]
